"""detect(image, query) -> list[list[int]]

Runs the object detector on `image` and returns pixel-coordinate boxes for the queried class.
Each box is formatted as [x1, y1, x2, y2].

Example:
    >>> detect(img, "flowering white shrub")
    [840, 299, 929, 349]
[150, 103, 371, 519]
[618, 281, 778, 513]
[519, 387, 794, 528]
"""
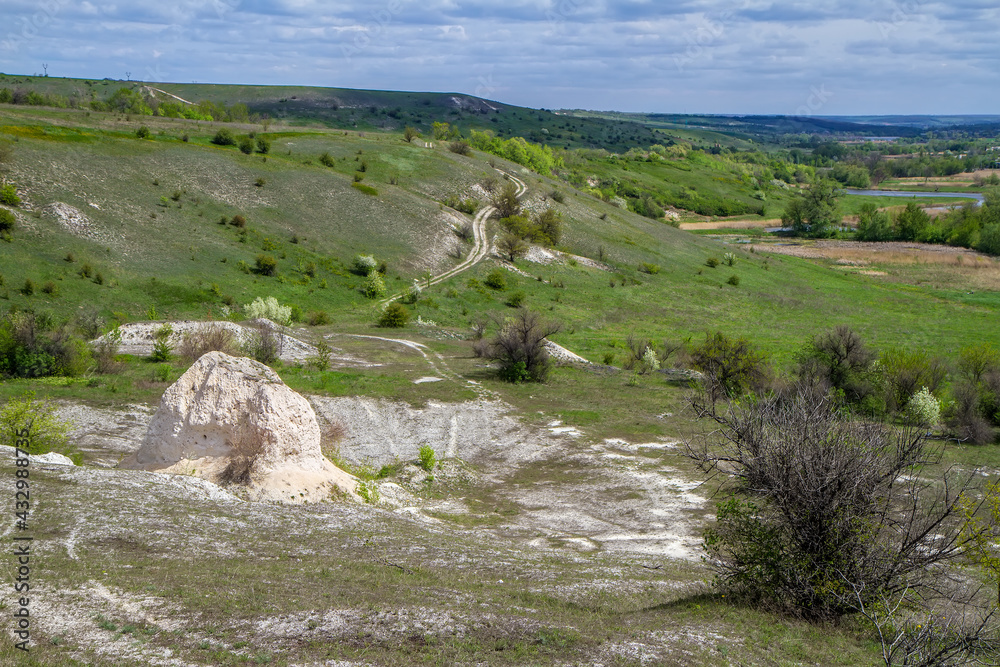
[244, 296, 292, 326]
[638, 346, 661, 374]
[353, 254, 377, 274]
[904, 387, 941, 427]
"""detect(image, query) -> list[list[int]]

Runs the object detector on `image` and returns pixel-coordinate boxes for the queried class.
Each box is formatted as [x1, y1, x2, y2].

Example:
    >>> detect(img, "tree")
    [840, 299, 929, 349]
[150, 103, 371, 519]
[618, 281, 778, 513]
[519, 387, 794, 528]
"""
[497, 232, 528, 262]
[483, 309, 560, 383]
[688, 388, 992, 625]
[781, 180, 840, 238]
[491, 181, 521, 219]
[894, 202, 930, 241]
[534, 208, 562, 246]
[856, 202, 894, 241]
[403, 127, 420, 143]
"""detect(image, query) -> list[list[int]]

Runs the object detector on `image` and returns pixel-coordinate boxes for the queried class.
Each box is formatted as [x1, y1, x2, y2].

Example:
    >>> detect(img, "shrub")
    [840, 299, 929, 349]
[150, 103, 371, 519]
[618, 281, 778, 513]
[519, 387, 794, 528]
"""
[254, 177, 266, 187]
[178, 323, 239, 362]
[135, 125, 151, 139]
[242, 321, 282, 364]
[93, 326, 124, 374]
[449, 141, 471, 156]
[726, 274, 740, 286]
[484, 268, 507, 290]
[418, 444, 437, 471]
[254, 254, 278, 276]
[319, 152, 335, 167]
[880, 348, 947, 414]
[255, 136, 271, 154]
[549, 190, 566, 204]
[352, 255, 377, 276]
[0, 393, 81, 463]
[723, 252, 737, 267]
[705, 257, 719, 268]
[505, 291, 526, 308]
[491, 182, 522, 219]
[307, 310, 330, 327]
[0, 208, 15, 233]
[41, 281, 58, 296]
[797, 325, 880, 410]
[378, 303, 410, 328]
[146, 324, 172, 362]
[497, 232, 528, 262]
[244, 297, 292, 326]
[21, 279, 34, 296]
[0, 184, 20, 207]
[352, 182, 378, 196]
[484, 309, 561, 384]
[639, 262, 660, 275]
[904, 387, 941, 427]
[402, 280, 422, 304]
[230, 214, 247, 228]
[0, 312, 89, 379]
[211, 128, 236, 146]
[403, 127, 420, 142]
[690, 331, 770, 403]
[688, 389, 986, 624]
[363, 272, 387, 299]
[238, 136, 254, 154]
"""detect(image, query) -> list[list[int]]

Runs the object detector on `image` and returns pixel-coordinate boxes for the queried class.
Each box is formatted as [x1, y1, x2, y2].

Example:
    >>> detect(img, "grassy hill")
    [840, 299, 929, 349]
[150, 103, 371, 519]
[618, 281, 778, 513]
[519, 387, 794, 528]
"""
[2, 102, 1000, 369]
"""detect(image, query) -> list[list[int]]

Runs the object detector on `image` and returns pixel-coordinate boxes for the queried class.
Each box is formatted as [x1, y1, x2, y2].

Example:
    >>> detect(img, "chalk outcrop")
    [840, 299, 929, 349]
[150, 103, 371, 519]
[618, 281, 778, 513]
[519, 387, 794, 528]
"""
[120, 352, 355, 503]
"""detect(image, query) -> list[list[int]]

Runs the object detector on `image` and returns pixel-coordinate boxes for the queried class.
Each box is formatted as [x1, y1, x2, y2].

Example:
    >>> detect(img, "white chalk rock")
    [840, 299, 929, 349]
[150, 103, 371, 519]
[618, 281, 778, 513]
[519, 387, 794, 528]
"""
[121, 352, 355, 503]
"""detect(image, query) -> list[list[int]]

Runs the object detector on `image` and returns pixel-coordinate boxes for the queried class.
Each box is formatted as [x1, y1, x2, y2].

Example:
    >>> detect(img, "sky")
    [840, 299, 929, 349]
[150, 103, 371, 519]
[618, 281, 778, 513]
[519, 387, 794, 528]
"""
[0, 0, 998, 115]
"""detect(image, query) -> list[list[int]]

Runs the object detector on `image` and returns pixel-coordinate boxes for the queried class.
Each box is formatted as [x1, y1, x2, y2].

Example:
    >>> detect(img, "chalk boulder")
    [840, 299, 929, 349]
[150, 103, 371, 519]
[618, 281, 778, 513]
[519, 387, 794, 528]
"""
[121, 351, 355, 503]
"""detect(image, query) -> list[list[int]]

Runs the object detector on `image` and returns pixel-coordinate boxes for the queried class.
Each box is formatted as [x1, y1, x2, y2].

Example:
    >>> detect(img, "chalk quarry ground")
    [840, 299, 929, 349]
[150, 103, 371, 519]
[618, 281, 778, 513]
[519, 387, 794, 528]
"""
[0, 333, 879, 666]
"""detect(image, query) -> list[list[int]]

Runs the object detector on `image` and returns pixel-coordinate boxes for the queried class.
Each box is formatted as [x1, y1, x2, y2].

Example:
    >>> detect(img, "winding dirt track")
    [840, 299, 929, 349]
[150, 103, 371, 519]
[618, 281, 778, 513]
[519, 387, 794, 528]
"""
[383, 170, 527, 304]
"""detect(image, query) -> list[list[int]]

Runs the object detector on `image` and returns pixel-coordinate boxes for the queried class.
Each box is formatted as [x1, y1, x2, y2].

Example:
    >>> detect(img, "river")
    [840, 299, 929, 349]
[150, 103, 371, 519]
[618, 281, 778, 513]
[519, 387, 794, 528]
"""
[844, 189, 985, 206]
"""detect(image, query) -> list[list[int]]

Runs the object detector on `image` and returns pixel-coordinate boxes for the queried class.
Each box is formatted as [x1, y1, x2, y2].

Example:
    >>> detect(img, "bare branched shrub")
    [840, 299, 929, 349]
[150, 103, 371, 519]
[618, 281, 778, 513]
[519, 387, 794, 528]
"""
[687, 388, 990, 624]
[178, 323, 239, 362]
[218, 417, 264, 486]
[455, 221, 474, 241]
[319, 417, 349, 464]
[93, 327, 124, 375]
[242, 321, 282, 364]
[622, 335, 652, 371]
[481, 309, 560, 383]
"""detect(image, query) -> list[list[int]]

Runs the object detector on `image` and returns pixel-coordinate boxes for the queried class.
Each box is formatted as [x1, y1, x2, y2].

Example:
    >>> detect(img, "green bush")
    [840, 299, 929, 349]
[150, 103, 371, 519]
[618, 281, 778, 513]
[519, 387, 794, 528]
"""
[238, 136, 254, 155]
[727, 274, 740, 286]
[21, 279, 34, 296]
[0, 208, 15, 233]
[0, 311, 90, 379]
[505, 291, 526, 308]
[418, 444, 437, 471]
[378, 303, 409, 328]
[691, 331, 770, 402]
[639, 262, 660, 275]
[484, 268, 507, 290]
[256, 136, 271, 154]
[352, 182, 378, 196]
[0, 184, 20, 207]
[135, 125, 151, 139]
[211, 129, 236, 146]
[255, 254, 278, 276]
[319, 152, 335, 167]
[307, 310, 330, 326]
[0, 393, 81, 464]
[705, 257, 719, 268]
[363, 272, 387, 299]
[149, 324, 174, 362]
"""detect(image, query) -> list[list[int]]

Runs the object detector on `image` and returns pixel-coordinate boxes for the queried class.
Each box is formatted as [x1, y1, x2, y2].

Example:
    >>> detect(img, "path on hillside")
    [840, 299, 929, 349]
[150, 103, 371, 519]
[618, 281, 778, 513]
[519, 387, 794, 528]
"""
[382, 170, 527, 305]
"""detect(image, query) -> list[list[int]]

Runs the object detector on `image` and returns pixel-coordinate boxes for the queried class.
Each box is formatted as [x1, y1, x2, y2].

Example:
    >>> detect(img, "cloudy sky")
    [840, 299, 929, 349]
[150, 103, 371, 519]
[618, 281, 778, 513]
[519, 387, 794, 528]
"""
[1, 1, 997, 115]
